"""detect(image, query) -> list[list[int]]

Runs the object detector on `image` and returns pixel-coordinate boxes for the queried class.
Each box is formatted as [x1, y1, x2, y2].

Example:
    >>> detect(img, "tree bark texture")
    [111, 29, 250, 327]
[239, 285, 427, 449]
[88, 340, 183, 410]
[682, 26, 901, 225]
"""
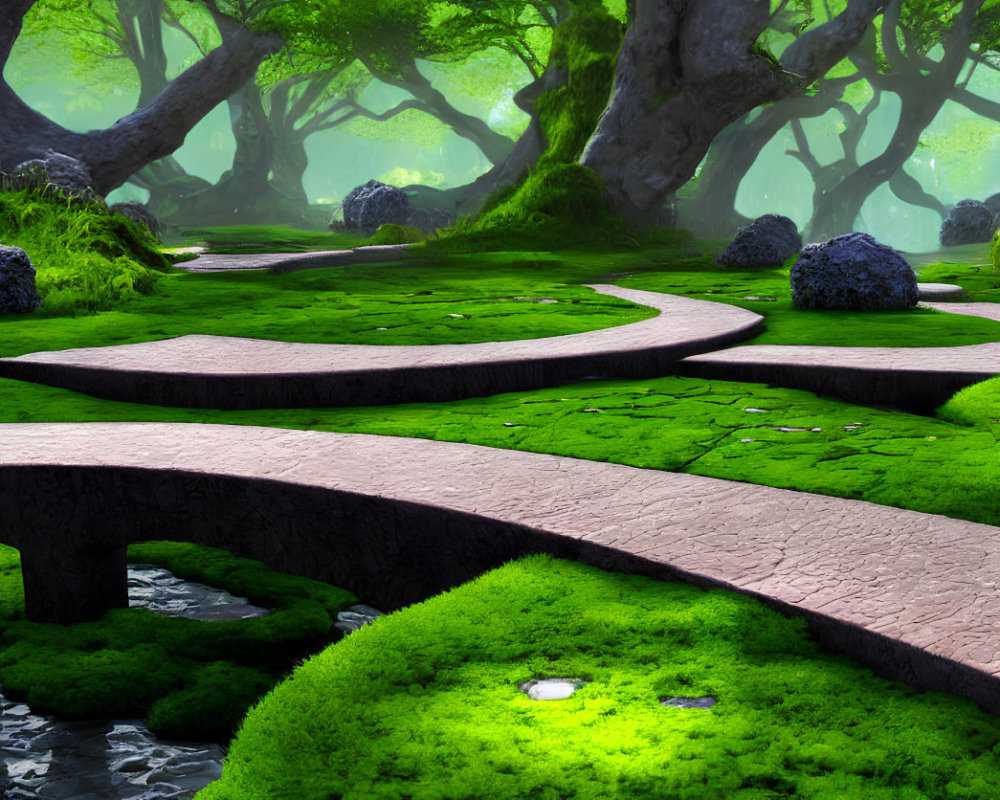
[808, 0, 982, 238]
[0, 5, 283, 194]
[580, 0, 888, 225]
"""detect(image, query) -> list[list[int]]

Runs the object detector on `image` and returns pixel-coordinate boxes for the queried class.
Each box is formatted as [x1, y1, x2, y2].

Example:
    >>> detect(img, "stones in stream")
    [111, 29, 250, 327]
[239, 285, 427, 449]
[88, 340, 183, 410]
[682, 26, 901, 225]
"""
[127, 566, 270, 622]
[0, 697, 224, 799]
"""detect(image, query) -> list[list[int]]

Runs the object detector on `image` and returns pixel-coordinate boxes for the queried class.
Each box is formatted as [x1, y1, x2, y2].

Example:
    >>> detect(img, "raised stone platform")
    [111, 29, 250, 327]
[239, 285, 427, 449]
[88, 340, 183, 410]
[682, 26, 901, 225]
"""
[917, 282, 971, 302]
[0, 287, 762, 409]
[175, 243, 413, 274]
[2, 423, 1000, 715]
[680, 340, 1000, 413]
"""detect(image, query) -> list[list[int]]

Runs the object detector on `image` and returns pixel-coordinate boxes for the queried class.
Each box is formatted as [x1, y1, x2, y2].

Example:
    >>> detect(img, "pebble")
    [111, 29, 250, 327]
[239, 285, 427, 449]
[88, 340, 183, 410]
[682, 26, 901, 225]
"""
[660, 696, 717, 710]
[518, 678, 587, 700]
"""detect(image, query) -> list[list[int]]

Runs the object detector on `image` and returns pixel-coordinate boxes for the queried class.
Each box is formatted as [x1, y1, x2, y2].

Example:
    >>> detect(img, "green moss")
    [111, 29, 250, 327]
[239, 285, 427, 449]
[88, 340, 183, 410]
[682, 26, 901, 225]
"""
[992, 230, 1000, 272]
[199, 556, 1000, 800]
[367, 223, 423, 245]
[0, 189, 168, 317]
[0, 252, 667, 358]
[5, 368, 1000, 529]
[0, 541, 356, 741]
[438, 8, 632, 252]
[535, 7, 623, 166]
[937, 376, 1000, 427]
[619, 261, 1000, 346]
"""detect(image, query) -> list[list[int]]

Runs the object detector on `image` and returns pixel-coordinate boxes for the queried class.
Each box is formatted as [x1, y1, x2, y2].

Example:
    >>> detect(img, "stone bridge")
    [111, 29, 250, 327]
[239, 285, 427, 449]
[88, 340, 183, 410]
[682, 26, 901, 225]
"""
[3, 423, 1000, 716]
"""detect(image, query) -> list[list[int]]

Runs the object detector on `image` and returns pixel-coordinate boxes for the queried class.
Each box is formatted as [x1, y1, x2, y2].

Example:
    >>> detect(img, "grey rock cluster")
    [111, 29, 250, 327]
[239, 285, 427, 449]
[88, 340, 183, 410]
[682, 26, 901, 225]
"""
[790, 232, 918, 311]
[940, 198, 996, 247]
[0, 244, 41, 314]
[718, 213, 802, 267]
[110, 201, 161, 240]
[13, 150, 96, 199]
[334, 604, 386, 633]
[341, 180, 410, 234]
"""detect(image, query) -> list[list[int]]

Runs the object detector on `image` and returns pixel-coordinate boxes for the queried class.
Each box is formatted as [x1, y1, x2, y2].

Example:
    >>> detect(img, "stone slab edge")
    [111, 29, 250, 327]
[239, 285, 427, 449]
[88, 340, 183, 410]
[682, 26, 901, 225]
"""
[2, 423, 1000, 716]
[0, 288, 763, 409]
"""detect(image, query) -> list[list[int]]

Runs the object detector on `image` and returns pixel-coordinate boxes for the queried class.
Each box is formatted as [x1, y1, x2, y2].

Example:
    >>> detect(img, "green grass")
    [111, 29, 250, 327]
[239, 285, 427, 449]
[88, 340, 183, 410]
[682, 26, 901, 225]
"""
[0, 541, 356, 742]
[2, 372, 1000, 528]
[4, 247, 1000, 359]
[162, 224, 369, 253]
[619, 257, 1000, 346]
[0, 254, 660, 357]
[0, 189, 169, 316]
[198, 555, 1000, 800]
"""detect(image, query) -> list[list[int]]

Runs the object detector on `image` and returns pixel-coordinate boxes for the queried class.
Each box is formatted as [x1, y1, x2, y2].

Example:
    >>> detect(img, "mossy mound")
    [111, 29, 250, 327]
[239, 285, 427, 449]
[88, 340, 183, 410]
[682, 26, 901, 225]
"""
[0, 541, 356, 742]
[200, 556, 1000, 800]
[442, 163, 636, 251]
[0, 189, 169, 316]
[368, 223, 422, 245]
[937, 376, 1000, 427]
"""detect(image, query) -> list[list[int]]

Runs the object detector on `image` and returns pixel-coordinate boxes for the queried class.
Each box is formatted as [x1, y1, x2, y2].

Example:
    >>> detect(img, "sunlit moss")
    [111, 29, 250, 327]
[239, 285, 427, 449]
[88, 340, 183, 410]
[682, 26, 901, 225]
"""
[199, 556, 1000, 800]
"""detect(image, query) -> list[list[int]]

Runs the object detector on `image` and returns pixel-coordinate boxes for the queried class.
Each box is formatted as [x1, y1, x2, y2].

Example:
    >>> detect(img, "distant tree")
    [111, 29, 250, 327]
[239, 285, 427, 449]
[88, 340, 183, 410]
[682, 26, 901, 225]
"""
[687, 0, 1000, 240]
[579, 0, 890, 226]
[0, 0, 282, 194]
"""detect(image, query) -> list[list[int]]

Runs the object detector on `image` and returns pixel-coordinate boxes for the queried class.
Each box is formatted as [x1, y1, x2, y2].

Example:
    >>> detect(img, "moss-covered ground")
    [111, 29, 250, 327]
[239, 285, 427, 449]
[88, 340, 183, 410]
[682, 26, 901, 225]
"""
[0, 189, 170, 316]
[4, 249, 1000, 358]
[2, 371, 998, 527]
[0, 540, 356, 742]
[199, 556, 1000, 800]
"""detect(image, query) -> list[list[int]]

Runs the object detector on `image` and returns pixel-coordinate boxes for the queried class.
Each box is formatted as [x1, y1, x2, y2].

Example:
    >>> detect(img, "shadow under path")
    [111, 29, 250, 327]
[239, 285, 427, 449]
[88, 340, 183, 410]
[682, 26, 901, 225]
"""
[1, 424, 998, 714]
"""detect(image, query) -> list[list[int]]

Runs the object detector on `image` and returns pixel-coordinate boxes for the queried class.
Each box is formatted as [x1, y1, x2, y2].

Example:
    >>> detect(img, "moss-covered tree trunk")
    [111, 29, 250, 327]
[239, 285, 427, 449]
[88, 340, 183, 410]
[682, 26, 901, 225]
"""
[0, 1, 283, 195]
[580, 0, 888, 226]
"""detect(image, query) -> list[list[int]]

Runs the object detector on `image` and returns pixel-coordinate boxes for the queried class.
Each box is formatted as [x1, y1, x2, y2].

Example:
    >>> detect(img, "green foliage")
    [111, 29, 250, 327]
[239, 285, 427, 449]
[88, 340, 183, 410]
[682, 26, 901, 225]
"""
[992, 229, 1000, 273]
[0, 190, 168, 317]
[199, 556, 1000, 799]
[167, 224, 367, 253]
[0, 541, 356, 741]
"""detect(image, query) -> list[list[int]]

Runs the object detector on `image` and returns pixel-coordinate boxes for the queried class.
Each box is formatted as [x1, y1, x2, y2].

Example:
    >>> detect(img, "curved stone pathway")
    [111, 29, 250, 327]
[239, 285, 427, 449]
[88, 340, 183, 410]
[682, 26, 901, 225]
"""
[0, 287, 762, 409]
[174, 243, 413, 274]
[2, 423, 1000, 715]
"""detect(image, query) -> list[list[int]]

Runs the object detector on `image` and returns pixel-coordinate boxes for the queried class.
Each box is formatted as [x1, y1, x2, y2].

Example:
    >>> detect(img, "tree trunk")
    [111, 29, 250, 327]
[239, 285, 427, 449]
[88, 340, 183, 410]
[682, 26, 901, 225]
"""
[580, 0, 887, 226]
[0, 1, 283, 194]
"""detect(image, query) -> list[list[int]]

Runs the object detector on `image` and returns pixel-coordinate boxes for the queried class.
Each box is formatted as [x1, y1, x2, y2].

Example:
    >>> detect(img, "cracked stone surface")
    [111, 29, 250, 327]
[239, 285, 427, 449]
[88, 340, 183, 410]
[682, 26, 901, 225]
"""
[3, 423, 1000, 712]
[680, 338, 1000, 413]
[0, 288, 762, 409]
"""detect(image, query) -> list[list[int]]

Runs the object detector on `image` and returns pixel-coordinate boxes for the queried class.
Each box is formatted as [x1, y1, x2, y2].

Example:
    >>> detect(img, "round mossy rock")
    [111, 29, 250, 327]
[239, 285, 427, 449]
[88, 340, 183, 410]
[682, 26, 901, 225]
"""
[0, 245, 41, 314]
[790, 232, 918, 311]
[940, 199, 995, 247]
[718, 213, 802, 267]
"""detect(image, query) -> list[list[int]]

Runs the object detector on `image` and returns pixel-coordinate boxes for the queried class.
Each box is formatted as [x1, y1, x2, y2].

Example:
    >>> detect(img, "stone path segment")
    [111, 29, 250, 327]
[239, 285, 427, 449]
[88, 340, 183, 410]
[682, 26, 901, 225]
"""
[0, 287, 762, 409]
[176, 243, 413, 273]
[2, 423, 1000, 713]
[680, 339, 1000, 412]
